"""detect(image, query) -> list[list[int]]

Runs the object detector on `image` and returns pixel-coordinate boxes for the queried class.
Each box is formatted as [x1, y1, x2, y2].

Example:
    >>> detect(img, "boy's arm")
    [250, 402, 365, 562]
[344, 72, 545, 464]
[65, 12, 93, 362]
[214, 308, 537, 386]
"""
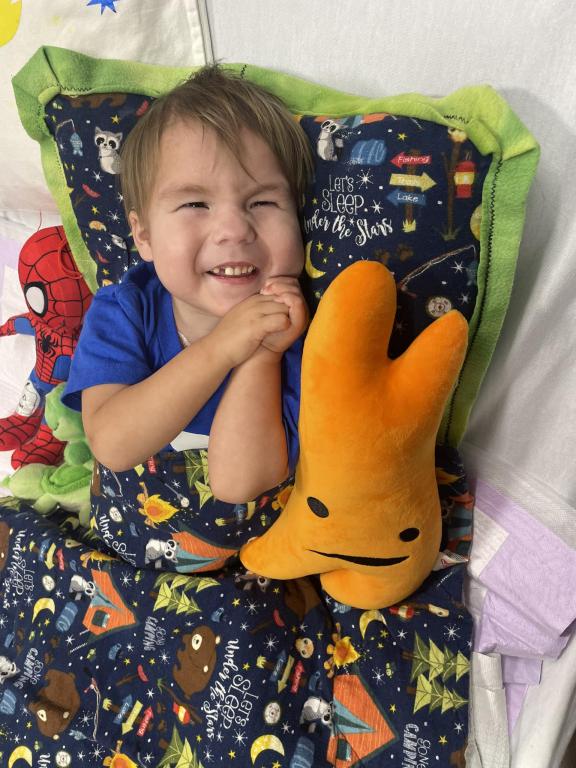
[207, 350, 288, 502]
[82, 336, 231, 471]
[208, 278, 307, 503]
[83, 292, 292, 471]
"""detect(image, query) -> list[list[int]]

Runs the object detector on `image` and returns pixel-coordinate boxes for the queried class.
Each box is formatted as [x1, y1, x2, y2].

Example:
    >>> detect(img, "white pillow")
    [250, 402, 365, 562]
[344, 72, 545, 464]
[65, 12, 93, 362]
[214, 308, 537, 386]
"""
[0, 0, 209, 216]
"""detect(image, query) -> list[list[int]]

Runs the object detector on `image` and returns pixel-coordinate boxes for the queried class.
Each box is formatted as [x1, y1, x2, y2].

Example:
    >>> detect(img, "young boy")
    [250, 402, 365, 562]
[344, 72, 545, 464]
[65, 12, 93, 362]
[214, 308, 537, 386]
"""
[63, 65, 313, 505]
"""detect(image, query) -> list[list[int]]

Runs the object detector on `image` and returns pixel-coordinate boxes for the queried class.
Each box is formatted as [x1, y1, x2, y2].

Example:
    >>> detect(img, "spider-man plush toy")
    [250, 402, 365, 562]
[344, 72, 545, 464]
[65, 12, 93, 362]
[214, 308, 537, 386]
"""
[0, 226, 93, 467]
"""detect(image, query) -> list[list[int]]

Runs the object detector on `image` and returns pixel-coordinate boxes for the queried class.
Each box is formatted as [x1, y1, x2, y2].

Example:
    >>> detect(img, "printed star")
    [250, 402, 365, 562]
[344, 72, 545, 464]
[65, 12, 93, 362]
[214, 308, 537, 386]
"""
[454, 722, 464, 733]
[397, 629, 407, 639]
[439, 735, 448, 746]
[312, 197, 318, 205]
[452, 261, 464, 272]
[316, 241, 324, 252]
[380, 629, 388, 638]
[149, 658, 156, 665]
[316, 631, 324, 640]
[389, 703, 396, 713]
[273, 586, 280, 594]
[243, 662, 250, 671]
[196, 734, 202, 742]
[91, 205, 99, 214]
[111, 114, 120, 124]
[272, 762, 282, 768]
[445, 625, 460, 640]
[19, 612, 24, 619]
[25, 721, 32, 729]
[87, 0, 120, 14]
[397, 132, 407, 140]
[357, 170, 373, 187]
[232, 597, 241, 607]
[459, 293, 470, 304]
[228, 749, 236, 758]
[371, 201, 383, 214]
[123, 657, 131, 666]
[328, 245, 335, 253]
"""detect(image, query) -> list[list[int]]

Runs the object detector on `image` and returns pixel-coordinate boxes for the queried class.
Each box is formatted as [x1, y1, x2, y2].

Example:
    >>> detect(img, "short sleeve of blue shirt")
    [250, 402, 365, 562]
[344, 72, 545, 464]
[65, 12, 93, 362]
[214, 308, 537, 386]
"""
[63, 264, 165, 411]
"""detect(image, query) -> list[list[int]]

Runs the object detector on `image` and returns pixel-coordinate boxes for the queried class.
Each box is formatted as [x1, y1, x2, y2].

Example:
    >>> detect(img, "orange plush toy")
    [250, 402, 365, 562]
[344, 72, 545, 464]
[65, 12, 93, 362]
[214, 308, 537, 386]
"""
[240, 260, 468, 609]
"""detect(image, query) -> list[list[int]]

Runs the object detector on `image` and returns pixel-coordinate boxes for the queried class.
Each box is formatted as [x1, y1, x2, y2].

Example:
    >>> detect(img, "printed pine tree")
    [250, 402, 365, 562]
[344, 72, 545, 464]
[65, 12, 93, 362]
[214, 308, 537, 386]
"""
[404, 633, 470, 715]
[151, 573, 218, 616]
[158, 726, 204, 767]
[183, 449, 213, 507]
[413, 674, 468, 715]
[407, 633, 470, 683]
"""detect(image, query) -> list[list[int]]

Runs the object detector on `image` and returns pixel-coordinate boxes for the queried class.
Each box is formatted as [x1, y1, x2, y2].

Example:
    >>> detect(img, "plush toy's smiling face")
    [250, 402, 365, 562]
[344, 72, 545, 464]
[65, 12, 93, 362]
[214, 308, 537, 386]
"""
[240, 261, 467, 609]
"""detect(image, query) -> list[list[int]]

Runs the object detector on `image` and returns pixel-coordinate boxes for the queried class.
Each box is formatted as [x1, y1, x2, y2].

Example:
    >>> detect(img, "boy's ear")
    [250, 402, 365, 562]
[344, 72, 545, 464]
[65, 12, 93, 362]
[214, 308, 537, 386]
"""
[129, 210, 153, 262]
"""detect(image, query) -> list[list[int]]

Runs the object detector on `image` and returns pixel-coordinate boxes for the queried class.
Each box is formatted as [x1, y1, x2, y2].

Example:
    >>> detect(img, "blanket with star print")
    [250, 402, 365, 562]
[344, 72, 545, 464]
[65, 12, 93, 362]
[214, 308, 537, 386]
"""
[0, 435, 471, 768]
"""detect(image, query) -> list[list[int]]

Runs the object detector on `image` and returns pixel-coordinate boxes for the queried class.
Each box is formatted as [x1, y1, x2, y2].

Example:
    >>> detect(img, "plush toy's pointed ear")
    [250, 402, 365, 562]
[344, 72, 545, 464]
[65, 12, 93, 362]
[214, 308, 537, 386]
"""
[303, 261, 396, 398]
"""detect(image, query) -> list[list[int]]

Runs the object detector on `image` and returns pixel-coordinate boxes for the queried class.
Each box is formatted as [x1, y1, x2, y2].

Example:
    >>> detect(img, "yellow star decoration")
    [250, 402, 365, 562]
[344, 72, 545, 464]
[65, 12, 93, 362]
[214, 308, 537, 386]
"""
[273, 587, 280, 594]
[91, 205, 99, 214]
[272, 762, 282, 768]
[312, 197, 318, 205]
[389, 704, 396, 713]
[328, 245, 335, 253]
[380, 629, 388, 638]
[232, 598, 241, 607]
[149, 658, 156, 666]
[19, 612, 24, 619]
[243, 663, 250, 671]
[316, 241, 324, 252]
[196, 735, 202, 742]
[111, 115, 120, 124]
[228, 750, 236, 758]
[439, 735, 448, 745]
[397, 132, 407, 140]
[26, 721, 32, 729]
[316, 631, 324, 640]
[123, 657, 131, 666]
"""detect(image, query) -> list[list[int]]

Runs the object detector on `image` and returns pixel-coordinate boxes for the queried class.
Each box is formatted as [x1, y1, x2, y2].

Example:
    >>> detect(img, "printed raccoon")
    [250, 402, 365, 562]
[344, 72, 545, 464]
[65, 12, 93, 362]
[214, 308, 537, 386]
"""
[94, 128, 123, 174]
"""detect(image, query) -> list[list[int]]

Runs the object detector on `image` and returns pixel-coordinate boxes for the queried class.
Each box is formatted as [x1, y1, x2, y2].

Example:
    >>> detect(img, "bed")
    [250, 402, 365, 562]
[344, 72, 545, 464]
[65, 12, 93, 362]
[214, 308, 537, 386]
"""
[0, 2, 574, 767]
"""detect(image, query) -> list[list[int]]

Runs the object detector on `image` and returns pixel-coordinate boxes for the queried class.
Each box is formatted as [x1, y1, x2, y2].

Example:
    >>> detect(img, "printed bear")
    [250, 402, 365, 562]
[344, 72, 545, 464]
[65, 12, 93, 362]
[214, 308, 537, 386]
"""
[173, 625, 220, 697]
[29, 669, 80, 739]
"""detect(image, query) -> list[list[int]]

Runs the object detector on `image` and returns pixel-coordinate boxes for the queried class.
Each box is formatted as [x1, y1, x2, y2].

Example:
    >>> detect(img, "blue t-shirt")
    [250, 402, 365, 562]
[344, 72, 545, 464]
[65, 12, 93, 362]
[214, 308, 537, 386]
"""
[63, 262, 302, 469]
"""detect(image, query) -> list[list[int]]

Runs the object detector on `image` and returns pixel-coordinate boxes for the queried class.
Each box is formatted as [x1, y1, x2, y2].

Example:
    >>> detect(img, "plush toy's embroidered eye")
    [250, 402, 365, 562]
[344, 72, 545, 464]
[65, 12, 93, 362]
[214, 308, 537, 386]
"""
[307, 497, 329, 518]
[399, 527, 420, 542]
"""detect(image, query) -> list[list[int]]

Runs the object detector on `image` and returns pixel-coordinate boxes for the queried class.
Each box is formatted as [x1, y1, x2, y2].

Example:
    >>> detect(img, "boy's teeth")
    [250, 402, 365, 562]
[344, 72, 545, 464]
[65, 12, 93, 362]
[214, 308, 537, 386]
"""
[211, 265, 255, 276]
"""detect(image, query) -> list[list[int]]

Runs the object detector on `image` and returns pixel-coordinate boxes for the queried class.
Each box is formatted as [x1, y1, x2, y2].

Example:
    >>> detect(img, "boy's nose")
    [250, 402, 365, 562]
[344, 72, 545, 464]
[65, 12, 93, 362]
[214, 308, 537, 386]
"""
[213, 208, 256, 245]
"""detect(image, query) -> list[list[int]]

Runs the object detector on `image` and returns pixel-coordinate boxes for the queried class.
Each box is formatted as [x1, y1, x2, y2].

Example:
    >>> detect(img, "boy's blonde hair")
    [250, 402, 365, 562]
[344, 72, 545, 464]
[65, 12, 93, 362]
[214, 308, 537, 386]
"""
[120, 65, 314, 219]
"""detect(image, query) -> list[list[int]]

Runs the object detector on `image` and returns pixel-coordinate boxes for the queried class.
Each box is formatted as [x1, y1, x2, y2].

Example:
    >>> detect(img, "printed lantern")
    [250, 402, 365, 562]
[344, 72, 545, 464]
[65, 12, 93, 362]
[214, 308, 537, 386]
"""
[454, 158, 476, 198]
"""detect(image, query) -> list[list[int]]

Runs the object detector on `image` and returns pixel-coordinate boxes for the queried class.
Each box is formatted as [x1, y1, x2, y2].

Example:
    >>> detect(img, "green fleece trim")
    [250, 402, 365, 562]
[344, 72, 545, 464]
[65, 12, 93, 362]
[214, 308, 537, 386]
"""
[13, 47, 539, 445]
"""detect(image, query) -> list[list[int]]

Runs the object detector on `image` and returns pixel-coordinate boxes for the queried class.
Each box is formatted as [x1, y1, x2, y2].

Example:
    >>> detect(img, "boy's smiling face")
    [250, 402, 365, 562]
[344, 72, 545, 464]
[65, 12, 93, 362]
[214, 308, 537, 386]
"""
[129, 119, 305, 337]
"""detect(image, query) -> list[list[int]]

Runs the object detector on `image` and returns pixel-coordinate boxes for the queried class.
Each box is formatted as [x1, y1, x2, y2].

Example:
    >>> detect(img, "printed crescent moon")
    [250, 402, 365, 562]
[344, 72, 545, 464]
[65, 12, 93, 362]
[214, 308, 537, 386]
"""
[32, 597, 56, 622]
[359, 608, 387, 638]
[304, 241, 326, 279]
[0, 1, 22, 47]
[8, 746, 33, 768]
[250, 734, 285, 764]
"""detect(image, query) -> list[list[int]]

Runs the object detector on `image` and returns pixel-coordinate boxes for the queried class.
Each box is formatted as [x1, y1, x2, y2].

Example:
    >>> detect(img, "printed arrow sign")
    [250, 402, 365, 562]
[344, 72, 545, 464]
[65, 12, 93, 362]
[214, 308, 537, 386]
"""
[391, 152, 432, 168]
[122, 700, 143, 735]
[390, 172, 436, 191]
[387, 190, 427, 207]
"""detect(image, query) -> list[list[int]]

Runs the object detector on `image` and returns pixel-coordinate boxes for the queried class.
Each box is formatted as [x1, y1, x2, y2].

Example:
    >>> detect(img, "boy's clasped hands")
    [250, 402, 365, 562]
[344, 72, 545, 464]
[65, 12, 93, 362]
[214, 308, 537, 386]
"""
[209, 276, 309, 369]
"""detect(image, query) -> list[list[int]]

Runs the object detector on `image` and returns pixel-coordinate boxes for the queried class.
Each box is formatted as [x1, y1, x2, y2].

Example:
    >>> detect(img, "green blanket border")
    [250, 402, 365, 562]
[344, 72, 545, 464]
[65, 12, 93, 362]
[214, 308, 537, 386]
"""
[12, 46, 539, 447]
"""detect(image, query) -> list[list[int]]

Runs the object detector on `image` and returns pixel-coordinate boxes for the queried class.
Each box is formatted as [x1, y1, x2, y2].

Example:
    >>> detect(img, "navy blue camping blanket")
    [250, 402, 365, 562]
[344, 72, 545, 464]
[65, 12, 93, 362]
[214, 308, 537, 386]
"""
[0, 445, 471, 767]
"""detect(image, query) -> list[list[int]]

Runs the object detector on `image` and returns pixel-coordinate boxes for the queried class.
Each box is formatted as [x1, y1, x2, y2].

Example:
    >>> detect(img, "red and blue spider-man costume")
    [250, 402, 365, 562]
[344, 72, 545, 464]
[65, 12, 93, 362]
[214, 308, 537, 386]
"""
[0, 226, 92, 467]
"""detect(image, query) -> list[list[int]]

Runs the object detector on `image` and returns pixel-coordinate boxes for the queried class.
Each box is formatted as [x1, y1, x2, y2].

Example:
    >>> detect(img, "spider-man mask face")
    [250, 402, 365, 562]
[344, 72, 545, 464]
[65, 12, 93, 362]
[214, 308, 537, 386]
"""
[18, 226, 93, 331]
